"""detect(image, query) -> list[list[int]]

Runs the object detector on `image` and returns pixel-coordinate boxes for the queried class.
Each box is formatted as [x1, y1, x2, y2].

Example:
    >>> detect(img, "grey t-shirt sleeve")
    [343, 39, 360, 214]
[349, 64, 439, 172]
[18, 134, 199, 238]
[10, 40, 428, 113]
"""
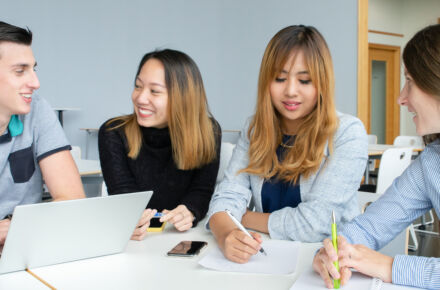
[30, 97, 71, 161]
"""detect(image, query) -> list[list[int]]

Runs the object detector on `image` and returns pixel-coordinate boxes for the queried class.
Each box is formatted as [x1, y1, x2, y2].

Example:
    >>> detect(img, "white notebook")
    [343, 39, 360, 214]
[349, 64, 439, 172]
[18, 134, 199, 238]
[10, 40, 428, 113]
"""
[290, 267, 423, 290]
[199, 240, 300, 275]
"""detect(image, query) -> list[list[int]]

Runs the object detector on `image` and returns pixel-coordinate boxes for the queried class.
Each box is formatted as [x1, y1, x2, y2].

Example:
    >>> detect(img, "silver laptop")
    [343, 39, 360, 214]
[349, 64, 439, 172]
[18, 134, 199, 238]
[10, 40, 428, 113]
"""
[0, 191, 153, 274]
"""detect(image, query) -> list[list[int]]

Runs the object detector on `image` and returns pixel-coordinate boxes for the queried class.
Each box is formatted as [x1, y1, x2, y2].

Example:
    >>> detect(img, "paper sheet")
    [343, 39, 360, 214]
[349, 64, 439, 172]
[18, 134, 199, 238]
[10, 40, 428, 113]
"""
[198, 240, 300, 275]
[290, 267, 423, 290]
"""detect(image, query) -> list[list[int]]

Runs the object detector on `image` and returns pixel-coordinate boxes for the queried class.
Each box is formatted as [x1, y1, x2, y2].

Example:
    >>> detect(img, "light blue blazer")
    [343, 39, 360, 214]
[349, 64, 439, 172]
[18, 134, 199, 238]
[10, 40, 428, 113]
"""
[207, 112, 368, 242]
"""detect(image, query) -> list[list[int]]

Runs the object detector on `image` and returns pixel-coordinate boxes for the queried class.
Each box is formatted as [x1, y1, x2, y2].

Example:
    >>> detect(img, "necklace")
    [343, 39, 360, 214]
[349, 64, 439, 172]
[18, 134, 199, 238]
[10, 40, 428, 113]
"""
[280, 135, 296, 148]
[280, 141, 294, 148]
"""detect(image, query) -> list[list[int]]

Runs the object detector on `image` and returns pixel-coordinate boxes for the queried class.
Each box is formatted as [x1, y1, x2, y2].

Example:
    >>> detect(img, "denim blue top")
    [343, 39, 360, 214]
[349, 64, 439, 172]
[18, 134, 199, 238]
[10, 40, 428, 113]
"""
[262, 135, 301, 213]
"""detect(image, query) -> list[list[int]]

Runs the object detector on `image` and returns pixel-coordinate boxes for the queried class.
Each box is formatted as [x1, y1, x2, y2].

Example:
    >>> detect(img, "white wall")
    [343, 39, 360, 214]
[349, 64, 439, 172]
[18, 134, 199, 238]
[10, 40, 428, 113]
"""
[3, 0, 358, 159]
[369, 0, 440, 137]
[369, 0, 404, 36]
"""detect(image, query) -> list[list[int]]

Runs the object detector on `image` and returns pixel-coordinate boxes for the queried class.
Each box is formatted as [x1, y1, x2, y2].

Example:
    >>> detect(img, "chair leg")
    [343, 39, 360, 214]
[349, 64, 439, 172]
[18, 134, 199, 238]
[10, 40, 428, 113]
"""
[428, 210, 435, 224]
[408, 225, 419, 252]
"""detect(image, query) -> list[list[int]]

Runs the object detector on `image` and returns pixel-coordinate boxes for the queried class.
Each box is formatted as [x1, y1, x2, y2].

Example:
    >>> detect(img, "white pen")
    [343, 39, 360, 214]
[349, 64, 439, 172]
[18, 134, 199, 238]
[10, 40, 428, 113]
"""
[225, 210, 267, 256]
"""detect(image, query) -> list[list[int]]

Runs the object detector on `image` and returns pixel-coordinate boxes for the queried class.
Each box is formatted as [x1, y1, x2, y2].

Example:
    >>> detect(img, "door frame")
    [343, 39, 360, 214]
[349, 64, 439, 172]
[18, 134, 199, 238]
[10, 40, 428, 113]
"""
[357, 0, 369, 130]
[367, 43, 400, 144]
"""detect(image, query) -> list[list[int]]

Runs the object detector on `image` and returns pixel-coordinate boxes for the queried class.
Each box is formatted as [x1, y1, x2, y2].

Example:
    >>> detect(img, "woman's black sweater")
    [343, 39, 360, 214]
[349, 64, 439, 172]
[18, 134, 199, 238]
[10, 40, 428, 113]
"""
[98, 119, 221, 226]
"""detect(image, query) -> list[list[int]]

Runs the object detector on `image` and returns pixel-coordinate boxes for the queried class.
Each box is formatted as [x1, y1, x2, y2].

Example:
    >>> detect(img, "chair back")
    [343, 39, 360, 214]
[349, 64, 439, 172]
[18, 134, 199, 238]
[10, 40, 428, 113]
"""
[393, 135, 423, 148]
[221, 130, 240, 144]
[367, 134, 377, 145]
[101, 182, 108, 197]
[216, 142, 236, 184]
[71, 146, 81, 160]
[367, 135, 378, 171]
[376, 147, 412, 194]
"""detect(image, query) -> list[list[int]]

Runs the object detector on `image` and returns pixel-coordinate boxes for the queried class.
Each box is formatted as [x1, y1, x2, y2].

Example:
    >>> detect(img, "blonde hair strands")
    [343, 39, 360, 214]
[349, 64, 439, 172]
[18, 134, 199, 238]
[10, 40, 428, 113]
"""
[241, 25, 338, 183]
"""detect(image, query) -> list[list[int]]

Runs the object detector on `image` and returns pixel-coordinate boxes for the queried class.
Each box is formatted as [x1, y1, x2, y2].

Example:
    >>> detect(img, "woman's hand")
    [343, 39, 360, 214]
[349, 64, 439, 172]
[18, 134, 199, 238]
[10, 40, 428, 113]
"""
[313, 236, 393, 288]
[337, 237, 393, 283]
[0, 218, 11, 245]
[209, 211, 263, 264]
[313, 237, 351, 288]
[220, 229, 262, 264]
[131, 208, 157, 241]
[160, 205, 194, 232]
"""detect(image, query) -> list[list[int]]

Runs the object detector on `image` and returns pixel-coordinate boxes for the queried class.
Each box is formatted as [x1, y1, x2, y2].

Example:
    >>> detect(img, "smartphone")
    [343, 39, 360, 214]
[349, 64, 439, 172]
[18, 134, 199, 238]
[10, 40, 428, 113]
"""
[147, 217, 166, 232]
[167, 241, 208, 257]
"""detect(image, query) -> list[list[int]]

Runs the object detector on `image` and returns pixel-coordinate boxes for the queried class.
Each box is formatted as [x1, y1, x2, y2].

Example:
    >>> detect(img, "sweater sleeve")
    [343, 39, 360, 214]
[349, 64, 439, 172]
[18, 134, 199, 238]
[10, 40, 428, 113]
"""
[205, 118, 255, 229]
[267, 115, 368, 242]
[98, 120, 140, 195]
[179, 120, 222, 226]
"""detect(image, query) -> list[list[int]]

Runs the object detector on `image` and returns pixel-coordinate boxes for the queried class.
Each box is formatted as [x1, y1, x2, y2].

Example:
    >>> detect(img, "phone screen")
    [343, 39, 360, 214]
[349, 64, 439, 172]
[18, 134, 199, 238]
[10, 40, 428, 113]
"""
[167, 241, 207, 257]
[147, 217, 166, 232]
[149, 218, 164, 228]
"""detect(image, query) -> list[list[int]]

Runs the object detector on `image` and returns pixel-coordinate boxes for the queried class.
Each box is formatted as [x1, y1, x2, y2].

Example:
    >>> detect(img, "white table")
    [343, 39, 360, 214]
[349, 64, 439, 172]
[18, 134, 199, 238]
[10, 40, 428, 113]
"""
[0, 270, 47, 289]
[24, 222, 321, 290]
[368, 144, 423, 157]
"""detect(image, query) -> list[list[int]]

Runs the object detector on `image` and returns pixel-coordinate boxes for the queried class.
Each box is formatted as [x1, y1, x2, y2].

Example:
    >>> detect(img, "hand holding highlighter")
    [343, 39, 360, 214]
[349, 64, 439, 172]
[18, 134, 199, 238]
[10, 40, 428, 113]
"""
[331, 210, 340, 289]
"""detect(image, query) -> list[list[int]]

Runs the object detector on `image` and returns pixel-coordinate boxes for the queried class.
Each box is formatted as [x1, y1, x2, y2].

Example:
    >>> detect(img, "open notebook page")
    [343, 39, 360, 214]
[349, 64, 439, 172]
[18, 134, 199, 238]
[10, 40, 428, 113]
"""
[290, 267, 424, 290]
[199, 240, 300, 275]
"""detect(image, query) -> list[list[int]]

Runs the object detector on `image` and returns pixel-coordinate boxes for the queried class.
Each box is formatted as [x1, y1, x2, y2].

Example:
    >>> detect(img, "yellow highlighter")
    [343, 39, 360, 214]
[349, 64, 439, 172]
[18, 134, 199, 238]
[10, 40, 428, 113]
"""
[332, 210, 340, 289]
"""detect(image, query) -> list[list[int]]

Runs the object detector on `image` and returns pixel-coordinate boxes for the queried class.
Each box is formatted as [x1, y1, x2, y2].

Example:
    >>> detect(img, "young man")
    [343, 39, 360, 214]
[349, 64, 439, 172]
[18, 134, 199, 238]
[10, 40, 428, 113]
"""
[0, 21, 85, 245]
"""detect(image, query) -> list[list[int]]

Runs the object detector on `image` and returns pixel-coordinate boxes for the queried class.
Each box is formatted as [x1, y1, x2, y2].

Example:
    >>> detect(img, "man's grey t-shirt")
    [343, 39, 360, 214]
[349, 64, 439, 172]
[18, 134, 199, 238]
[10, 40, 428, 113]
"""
[0, 95, 71, 218]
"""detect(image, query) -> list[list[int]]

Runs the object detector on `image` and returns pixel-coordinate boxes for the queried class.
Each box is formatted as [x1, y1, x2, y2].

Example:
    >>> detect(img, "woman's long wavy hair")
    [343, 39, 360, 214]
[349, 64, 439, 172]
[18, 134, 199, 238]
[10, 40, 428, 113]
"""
[240, 25, 338, 183]
[107, 49, 217, 170]
[403, 24, 440, 144]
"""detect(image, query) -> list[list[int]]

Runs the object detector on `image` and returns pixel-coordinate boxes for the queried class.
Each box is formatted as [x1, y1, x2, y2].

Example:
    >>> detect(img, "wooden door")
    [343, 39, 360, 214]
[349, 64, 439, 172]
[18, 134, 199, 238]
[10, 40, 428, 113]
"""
[367, 44, 400, 144]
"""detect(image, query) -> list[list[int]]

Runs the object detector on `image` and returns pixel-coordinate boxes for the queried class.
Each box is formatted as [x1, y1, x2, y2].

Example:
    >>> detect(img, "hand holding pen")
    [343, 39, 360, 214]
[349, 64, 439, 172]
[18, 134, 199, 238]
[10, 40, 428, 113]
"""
[313, 222, 394, 288]
[312, 210, 354, 288]
[213, 210, 266, 264]
[211, 211, 264, 264]
[225, 210, 267, 256]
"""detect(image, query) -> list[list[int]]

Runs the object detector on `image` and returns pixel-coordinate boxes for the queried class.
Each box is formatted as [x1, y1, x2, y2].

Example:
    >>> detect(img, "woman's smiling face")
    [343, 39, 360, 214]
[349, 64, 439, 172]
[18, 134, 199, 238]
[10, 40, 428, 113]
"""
[398, 69, 440, 136]
[131, 58, 169, 129]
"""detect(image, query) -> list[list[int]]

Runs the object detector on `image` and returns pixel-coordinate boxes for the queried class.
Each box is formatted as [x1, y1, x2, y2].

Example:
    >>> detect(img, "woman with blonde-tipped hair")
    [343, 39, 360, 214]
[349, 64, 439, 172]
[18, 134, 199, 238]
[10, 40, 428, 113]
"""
[99, 49, 221, 240]
[208, 25, 368, 264]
